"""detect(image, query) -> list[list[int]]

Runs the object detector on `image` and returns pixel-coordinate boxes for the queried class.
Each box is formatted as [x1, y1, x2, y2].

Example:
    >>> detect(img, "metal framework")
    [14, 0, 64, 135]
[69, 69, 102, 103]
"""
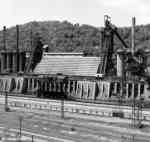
[131, 96, 143, 128]
[103, 16, 143, 128]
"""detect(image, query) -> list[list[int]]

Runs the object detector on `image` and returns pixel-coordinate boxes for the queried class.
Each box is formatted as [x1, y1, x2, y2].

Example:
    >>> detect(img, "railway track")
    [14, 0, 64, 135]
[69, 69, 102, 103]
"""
[8, 96, 131, 109]
[0, 95, 150, 121]
[0, 95, 133, 112]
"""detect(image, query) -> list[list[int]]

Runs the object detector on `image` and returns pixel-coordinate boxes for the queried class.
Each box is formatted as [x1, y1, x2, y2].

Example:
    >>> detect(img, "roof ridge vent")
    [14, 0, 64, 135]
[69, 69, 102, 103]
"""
[43, 52, 84, 56]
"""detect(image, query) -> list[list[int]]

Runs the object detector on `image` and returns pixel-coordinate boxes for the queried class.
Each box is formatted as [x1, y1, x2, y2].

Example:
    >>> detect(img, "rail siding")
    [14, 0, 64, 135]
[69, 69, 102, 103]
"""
[0, 96, 150, 121]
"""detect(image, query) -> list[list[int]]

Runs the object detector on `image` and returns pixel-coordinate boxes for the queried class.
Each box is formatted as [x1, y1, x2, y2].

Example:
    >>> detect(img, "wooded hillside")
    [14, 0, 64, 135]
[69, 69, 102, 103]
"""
[0, 20, 150, 56]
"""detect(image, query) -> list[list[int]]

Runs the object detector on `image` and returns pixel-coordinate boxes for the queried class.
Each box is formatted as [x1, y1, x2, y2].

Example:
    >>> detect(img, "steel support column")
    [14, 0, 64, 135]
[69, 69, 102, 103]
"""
[12, 53, 17, 72]
[19, 53, 23, 72]
[1, 53, 5, 73]
[6, 53, 10, 72]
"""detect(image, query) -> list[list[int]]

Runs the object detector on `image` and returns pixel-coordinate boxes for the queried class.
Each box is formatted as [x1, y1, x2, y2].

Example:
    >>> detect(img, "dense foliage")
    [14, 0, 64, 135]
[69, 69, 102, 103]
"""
[0, 20, 150, 56]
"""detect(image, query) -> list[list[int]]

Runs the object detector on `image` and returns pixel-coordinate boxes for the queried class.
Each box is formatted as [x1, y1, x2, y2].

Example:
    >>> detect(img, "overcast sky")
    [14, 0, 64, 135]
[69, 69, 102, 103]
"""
[1, 0, 150, 29]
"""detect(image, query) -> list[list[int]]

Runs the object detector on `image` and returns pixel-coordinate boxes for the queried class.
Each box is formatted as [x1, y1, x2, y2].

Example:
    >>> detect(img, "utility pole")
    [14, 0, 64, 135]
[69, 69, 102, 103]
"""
[131, 86, 143, 128]
[61, 97, 64, 119]
[3, 26, 9, 112]
[18, 115, 23, 140]
[137, 96, 143, 128]
[31, 135, 34, 142]
[4, 91, 9, 112]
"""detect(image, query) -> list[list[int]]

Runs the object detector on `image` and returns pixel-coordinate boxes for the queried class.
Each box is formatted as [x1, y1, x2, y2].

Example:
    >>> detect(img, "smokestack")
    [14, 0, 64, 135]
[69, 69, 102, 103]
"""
[16, 25, 19, 51]
[131, 17, 136, 55]
[3, 26, 6, 50]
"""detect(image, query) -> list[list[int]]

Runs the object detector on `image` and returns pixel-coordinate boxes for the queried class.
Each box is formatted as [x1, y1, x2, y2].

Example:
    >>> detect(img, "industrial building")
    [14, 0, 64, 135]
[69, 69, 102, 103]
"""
[0, 16, 150, 106]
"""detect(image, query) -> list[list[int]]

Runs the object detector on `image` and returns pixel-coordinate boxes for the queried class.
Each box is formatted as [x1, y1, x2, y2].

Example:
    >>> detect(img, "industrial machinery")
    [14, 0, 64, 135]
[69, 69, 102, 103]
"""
[0, 15, 149, 109]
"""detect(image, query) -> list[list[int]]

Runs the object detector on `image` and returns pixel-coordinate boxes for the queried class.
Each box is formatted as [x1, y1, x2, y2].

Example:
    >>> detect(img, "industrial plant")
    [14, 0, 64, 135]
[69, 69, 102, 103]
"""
[0, 15, 150, 142]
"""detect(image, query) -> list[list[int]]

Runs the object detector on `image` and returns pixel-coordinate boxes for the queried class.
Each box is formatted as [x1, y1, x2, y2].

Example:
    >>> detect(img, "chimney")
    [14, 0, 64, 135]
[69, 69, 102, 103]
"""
[3, 26, 6, 50]
[16, 25, 19, 51]
[131, 17, 136, 55]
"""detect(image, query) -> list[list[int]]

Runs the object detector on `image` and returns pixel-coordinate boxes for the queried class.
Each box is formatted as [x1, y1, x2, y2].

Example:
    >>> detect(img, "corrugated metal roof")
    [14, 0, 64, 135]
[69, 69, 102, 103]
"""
[34, 54, 103, 76]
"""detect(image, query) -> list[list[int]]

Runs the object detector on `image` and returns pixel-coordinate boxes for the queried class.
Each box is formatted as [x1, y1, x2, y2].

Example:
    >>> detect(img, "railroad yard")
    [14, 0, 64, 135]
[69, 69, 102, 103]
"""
[0, 8, 150, 142]
[1, 0, 150, 141]
[0, 96, 149, 142]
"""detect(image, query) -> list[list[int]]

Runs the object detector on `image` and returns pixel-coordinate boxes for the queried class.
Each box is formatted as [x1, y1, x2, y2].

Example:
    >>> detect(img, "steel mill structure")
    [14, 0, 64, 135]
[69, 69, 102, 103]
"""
[0, 16, 150, 107]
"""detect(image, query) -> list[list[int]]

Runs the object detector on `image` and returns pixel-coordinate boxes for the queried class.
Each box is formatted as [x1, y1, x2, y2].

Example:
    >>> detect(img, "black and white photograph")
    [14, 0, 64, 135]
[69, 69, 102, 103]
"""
[0, 0, 150, 141]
